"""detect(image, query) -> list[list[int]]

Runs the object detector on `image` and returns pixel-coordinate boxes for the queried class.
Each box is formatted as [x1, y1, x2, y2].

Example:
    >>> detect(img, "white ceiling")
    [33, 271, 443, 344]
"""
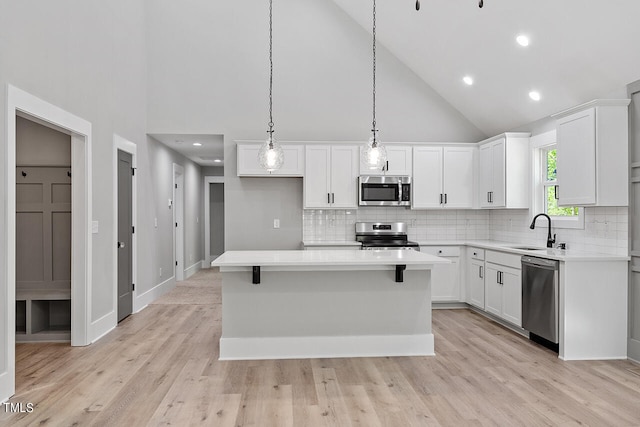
[331, 0, 640, 136]
[148, 134, 224, 167]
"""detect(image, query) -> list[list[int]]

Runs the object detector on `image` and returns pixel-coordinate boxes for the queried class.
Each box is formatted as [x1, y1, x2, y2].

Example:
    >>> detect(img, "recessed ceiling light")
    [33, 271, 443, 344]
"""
[516, 35, 530, 47]
[193, 142, 202, 147]
[462, 76, 474, 86]
[213, 159, 222, 163]
[529, 91, 541, 101]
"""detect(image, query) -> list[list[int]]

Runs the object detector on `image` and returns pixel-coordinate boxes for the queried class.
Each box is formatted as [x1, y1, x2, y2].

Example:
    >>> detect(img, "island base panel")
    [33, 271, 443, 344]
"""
[219, 269, 433, 360]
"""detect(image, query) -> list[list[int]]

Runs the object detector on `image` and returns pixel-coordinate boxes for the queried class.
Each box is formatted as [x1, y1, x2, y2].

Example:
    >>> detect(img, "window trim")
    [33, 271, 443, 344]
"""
[531, 131, 584, 230]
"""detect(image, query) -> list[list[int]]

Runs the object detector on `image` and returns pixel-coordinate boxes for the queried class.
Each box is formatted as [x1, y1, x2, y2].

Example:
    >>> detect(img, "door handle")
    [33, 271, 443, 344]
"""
[479, 266, 483, 279]
[554, 185, 559, 200]
[117, 242, 126, 249]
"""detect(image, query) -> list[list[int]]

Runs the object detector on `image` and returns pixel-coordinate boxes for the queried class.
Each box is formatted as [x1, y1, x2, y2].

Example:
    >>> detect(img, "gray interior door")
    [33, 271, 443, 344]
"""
[16, 167, 71, 291]
[117, 150, 133, 322]
[629, 81, 640, 361]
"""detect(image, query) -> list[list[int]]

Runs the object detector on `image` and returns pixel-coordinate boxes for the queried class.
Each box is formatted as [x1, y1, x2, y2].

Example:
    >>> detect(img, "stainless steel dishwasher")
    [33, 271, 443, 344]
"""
[521, 256, 559, 350]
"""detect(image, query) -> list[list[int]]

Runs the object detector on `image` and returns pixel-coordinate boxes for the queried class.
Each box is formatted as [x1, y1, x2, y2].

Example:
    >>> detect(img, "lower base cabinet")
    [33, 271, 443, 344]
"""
[421, 246, 460, 302]
[16, 290, 71, 342]
[484, 251, 522, 327]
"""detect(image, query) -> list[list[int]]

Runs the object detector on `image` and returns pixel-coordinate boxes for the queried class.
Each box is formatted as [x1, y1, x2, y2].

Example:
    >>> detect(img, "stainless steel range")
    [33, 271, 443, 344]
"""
[355, 222, 420, 251]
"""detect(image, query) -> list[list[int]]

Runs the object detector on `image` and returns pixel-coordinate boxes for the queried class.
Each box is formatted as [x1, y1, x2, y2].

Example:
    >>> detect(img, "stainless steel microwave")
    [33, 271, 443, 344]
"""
[358, 176, 411, 206]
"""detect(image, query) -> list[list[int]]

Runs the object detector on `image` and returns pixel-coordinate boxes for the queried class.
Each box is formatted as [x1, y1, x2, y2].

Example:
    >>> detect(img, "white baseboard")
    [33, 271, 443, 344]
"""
[184, 261, 202, 279]
[219, 334, 434, 361]
[134, 276, 176, 313]
[90, 310, 116, 344]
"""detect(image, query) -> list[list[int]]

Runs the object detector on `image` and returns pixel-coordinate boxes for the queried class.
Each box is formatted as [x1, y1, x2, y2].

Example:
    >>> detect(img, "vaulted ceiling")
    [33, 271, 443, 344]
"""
[332, 0, 640, 136]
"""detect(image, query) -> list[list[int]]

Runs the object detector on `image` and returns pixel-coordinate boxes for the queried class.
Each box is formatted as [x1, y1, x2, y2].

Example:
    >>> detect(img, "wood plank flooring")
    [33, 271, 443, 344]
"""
[3, 268, 640, 426]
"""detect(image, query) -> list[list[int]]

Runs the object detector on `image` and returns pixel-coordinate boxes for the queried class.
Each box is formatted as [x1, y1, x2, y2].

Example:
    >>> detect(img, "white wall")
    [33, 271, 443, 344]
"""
[145, 0, 485, 249]
[0, 0, 147, 400]
[136, 136, 204, 296]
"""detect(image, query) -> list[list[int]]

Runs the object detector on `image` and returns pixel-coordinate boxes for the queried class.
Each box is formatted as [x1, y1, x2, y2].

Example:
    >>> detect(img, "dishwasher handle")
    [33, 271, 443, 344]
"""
[521, 256, 559, 270]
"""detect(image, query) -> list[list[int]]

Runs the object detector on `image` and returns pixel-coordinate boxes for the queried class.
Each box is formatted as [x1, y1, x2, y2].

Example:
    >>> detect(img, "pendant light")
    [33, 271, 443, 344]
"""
[362, 0, 387, 171]
[258, 0, 284, 172]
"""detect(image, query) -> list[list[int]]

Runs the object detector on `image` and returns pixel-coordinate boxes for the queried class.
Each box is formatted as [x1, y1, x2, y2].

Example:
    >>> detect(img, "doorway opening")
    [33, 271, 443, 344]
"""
[204, 176, 225, 264]
[3, 85, 92, 402]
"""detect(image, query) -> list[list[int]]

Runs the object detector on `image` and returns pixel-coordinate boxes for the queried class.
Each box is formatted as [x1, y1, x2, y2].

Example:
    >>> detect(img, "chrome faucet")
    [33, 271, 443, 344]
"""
[529, 213, 556, 248]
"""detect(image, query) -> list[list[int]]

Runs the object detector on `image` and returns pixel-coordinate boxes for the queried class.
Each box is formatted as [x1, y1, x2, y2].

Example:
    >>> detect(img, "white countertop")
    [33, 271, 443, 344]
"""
[417, 240, 629, 261]
[302, 240, 362, 247]
[212, 249, 450, 267]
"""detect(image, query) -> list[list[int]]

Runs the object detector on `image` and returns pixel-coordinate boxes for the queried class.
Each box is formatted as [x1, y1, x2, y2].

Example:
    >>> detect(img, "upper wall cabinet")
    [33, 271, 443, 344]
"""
[551, 99, 630, 207]
[478, 133, 530, 209]
[236, 142, 304, 176]
[304, 144, 359, 209]
[412, 145, 475, 209]
[359, 145, 412, 176]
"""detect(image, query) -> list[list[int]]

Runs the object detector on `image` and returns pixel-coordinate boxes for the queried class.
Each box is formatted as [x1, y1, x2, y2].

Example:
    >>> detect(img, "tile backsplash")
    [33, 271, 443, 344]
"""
[303, 206, 628, 255]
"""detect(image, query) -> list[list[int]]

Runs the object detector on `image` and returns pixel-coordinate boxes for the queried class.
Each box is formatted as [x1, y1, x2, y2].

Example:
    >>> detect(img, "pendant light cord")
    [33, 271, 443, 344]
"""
[371, 0, 377, 144]
[268, 0, 274, 139]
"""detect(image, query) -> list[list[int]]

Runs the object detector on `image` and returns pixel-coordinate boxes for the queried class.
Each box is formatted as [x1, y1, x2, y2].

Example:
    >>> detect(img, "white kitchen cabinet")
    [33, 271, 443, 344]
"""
[467, 248, 485, 310]
[412, 145, 474, 209]
[552, 99, 630, 206]
[304, 145, 358, 209]
[360, 145, 412, 176]
[420, 246, 460, 302]
[236, 142, 304, 176]
[484, 250, 522, 327]
[477, 133, 530, 209]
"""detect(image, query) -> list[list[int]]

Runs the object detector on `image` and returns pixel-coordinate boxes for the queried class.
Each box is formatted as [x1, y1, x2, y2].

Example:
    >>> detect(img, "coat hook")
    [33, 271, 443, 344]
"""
[415, 0, 420, 11]
[478, 0, 484, 8]
[21, 171, 27, 177]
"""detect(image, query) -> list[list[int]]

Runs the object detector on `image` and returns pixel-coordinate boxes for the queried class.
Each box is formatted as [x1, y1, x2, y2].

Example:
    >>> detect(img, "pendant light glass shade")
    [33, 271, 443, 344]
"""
[362, 0, 387, 171]
[362, 130, 387, 170]
[258, 135, 284, 172]
[258, 0, 283, 172]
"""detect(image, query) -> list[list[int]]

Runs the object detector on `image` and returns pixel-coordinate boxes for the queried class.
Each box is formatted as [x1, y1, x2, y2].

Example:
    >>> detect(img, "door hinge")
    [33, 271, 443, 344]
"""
[175, 222, 178, 228]
[175, 183, 178, 189]
[176, 261, 178, 266]
[131, 167, 136, 176]
[132, 283, 135, 291]
[132, 226, 135, 234]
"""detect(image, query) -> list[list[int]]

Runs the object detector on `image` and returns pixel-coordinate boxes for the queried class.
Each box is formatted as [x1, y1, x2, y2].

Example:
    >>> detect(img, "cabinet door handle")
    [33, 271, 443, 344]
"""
[444, 193, 448, 204]
[386, 160, 389, 171]
[479, 266, 483, 279]
[487, 192, 491, 203]
[332, 193, 335, 204]
[440, 193, 443, 204]
[554, 185, 559, 200]
[497, 271, 500, 284]
[490, 191, 493, 203]
[327, 193, 331, 204]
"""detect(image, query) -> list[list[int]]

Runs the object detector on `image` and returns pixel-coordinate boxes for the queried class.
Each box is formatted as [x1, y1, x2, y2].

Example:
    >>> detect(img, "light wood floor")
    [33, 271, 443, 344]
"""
[3, 268, 640, 426]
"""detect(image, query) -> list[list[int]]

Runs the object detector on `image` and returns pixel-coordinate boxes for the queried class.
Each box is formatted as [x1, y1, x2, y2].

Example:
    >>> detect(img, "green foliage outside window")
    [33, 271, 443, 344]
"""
[546, 149, 579, 217]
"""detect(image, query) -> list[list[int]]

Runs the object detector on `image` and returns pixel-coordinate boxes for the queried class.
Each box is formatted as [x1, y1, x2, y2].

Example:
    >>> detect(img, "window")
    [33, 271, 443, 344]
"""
[542, 147, 579, 217]
[533, 141, 584, 229]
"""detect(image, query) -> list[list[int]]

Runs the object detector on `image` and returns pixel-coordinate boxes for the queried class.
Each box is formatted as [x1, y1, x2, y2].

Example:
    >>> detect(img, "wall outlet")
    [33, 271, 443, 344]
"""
[274, 219, 280, 229]
[92, 221, 99, 234]
[159, 267, 162, 277]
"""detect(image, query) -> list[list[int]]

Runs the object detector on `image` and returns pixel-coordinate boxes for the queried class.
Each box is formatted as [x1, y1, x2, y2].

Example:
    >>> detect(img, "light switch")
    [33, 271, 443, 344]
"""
[274, 219, 280, 229]
[92, 221, 99, 234]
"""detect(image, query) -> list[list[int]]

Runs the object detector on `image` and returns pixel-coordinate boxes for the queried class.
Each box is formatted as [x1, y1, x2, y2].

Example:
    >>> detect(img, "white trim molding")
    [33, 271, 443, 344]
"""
[3, 85, 93, 401]
[134, 276, 176, 313]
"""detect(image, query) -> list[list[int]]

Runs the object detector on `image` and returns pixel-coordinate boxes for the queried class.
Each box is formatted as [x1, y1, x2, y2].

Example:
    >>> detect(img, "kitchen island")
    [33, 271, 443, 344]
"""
[211, 249, 449, 360]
